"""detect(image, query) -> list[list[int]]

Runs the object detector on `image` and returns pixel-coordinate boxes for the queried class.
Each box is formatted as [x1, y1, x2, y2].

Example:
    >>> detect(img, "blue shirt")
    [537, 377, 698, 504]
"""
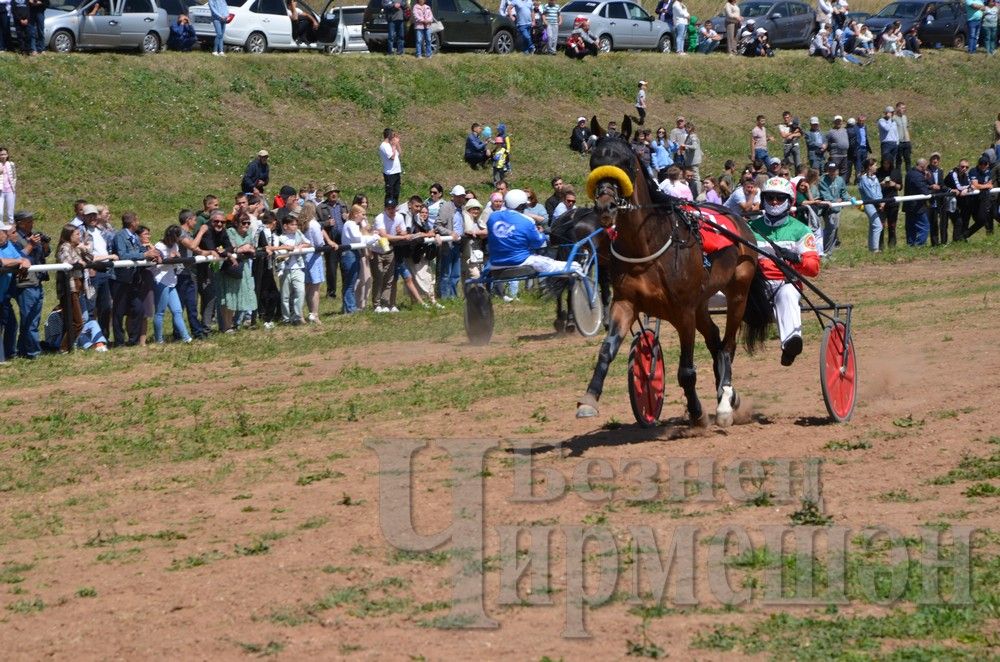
[487, 209, 545, 266]
[0, 241, 21, 298]
[207, 0, 228, 19]
[510, 0, 533, 25]
[650, 139, 677, 170]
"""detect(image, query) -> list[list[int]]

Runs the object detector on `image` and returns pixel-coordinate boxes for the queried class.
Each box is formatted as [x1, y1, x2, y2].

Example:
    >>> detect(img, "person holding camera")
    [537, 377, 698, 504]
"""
[168, 13, 198, 51]
[11, 211, 49, 358]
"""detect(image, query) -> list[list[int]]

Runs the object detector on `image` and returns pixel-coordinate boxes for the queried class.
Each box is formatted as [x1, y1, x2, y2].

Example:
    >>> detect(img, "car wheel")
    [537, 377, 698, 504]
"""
[325, 37, 344, 54]
[141, 32, 161, 53]
[50, 29, 75, 53]
[598, 34, 612, 53]
[430, 31, 440, 54]
[490, 29, 514, 54]
[244, 31, 268, 54]
[657, 33, 671, 52]
[952, 32, 965, 49]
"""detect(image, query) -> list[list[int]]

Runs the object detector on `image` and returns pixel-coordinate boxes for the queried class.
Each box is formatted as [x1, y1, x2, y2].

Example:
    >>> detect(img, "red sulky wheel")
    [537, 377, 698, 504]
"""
[820, 321, 858, 422]
[628, 329, 665, 428]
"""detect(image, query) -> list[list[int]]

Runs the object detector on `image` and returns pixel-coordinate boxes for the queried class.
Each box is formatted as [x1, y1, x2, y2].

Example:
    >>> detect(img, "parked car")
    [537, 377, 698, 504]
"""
[557, 0, 672, 53]
[40, 0, 170, 52]
[362, 0, 516, 54]
[709, 1, 815, 48]
[846, 10, 871, 24]
[323, 3, 368, 53]
[864, 0, 967, 48]
[188, 0, 339, 52]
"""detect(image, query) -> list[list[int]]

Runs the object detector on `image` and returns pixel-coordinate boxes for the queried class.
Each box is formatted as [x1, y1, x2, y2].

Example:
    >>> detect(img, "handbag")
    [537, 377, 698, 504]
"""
[221, 258, 243, 279]
[429, 20, 444, 33]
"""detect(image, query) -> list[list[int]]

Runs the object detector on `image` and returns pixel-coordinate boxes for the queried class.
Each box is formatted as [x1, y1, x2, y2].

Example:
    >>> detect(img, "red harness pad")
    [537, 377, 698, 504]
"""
[681, 204, 738, 254]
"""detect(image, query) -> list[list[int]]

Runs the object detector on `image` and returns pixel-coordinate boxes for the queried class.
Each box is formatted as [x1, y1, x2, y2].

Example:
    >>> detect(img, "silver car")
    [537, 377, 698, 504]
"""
[323, 3, 368, 53]
[558, 0, 673, 53]
[45, 0, 169, 52]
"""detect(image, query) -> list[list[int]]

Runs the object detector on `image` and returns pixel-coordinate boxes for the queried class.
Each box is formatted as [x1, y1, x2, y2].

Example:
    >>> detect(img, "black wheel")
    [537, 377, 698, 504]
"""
[598, 34, 613, 52]
[490, 29, 514, 54]
[952, 32, 965, 49]
[430, 31, 440, 54]
[628, 330, 665, 428]
[570, 279, 602, 337]
[51, 29, 75, 53]
[244, 31, 268, 54]
[141, 32, 161, 53]
[657, 33, 671, 53]
[819, 321, 858, 423]
[464, 284, 494, 345]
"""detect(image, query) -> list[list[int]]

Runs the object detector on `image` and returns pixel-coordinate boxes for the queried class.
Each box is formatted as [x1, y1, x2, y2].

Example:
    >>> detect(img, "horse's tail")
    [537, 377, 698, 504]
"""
[741, 268, 773, 355]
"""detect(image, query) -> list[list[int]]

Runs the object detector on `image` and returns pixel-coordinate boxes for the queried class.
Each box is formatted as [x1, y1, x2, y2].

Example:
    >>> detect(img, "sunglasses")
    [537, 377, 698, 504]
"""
[565, 198, 577, 204]
[240, 221, 251, 227]
[762, 193, 786, 202]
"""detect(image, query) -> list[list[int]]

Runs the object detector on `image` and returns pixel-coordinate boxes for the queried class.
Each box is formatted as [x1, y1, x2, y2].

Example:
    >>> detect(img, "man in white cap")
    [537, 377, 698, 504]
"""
[806, 117, 827, 170]
[570, 117, 595, 154]
[242, 149, 270, 195]
[433, 184, 466, 299]
[877, 105, 899, 165]
[486, 189, 583, 277]
[824, 115, 849, 175]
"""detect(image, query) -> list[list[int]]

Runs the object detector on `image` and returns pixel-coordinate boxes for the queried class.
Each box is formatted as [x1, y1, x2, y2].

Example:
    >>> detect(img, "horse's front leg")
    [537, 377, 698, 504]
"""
[677, 311, 709, 428]
[576, 299, 634, 418]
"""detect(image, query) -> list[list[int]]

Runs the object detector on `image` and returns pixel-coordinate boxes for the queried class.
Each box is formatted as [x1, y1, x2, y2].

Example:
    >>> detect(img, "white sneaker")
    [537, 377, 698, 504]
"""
[307, 314, 320, 324]
[434, 302, 445, 309]
[374, 306, 386, 313]
[503, 295, 514, 303]
[389, 306, 399, 313]
[219, 51, 226, 57]
[263, 321, 275, 329]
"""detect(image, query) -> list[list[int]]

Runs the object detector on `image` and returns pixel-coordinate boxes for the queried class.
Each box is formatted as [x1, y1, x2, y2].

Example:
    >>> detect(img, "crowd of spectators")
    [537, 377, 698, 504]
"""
[1, 103, 997, 361]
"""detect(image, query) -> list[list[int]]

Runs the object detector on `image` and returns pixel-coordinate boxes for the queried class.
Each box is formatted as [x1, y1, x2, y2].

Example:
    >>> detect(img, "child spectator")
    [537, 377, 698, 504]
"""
[276, 213, 310, 324]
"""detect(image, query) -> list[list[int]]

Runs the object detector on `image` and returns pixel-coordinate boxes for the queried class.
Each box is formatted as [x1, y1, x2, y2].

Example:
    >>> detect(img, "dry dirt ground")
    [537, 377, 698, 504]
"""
[1, 254, 998, 661]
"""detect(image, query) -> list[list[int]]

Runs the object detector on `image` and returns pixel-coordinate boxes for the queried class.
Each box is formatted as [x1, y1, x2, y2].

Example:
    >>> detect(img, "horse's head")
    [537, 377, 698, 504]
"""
[585, 115, 637, 228]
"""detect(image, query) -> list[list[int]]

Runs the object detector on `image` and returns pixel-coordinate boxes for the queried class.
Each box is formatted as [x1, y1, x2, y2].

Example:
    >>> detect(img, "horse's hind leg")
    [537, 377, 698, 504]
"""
[696, 306, 734, 427]
[577, 299, 634, 418]
[715, 257, 758, 426]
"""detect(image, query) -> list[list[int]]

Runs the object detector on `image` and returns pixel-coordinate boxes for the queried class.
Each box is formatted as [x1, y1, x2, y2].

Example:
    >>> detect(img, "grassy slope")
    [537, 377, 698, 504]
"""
[2, 49, 999, 238]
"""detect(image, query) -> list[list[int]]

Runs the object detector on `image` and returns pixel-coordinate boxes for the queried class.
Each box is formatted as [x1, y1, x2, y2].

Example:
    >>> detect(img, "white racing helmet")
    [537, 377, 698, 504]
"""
[504, 189, 529, 211]
[761, 176, 794, 222]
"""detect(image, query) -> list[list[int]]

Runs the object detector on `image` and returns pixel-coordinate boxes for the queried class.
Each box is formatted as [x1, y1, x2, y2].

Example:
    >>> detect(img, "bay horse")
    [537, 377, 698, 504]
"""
[548, 206, 611, 333]
[576, 116, 771, 427]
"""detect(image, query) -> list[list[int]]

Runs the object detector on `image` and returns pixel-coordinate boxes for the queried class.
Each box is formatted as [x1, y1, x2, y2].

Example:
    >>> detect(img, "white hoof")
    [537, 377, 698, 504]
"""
[576, 404, 599, 418]
[716, 386, 734, 428]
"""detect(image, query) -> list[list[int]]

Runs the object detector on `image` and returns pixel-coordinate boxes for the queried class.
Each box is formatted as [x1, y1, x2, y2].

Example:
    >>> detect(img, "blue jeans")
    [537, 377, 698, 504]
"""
[16, 286, 43, 358]
[438, 244, 461, 299]
[984, 25, 997, 54]
[674, 24, 687, 53]
[154, 281, 191, 343]
[176, 271, 206, 337]
[864, 204, 883, 251]
[517, 24, 534, 53]
[753, 147, 769, 162]
[31, 12, 45, 53]
[0, 298, 15, 361]
[415, 27, 431, 57]
[340, 250, 360, 313]
[211, 17, 225, 52]
[967, 19, 981, 53]
[387, 19, 404, 54]
[905, 209, 929, 246]
[880, 141, 898, 165]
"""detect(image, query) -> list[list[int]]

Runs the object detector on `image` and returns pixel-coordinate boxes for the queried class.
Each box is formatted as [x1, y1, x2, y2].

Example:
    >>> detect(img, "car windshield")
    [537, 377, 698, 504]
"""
[739, 1, 775, 18]
[51, 0, 92, 11]
[562, 1, 600, 12]
[873, 2, 924, 18]
[342, 10, 364, 23]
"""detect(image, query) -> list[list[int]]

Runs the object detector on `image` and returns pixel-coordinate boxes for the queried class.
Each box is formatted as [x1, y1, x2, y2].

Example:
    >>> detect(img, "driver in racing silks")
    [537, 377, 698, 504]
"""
[486, 189, 584, 277]
[749, 177, 821, 367]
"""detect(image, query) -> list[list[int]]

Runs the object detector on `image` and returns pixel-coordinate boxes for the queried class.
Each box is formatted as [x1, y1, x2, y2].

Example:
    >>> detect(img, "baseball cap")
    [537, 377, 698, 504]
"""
[13, 210, 33, 222]
[0, 222, 12, 232]
[847, 117, 856, 125]
[450, 185, 466, 197]
[279, 185, 297, 197]
[929, 151, 942, 159]
[384, 197, 398, 207]
[833, 115, 843, 121]
[825, 162, 838, 170]
[768, 157, 781, 166]
[638, 80, 647, 86]
[82, 204, 99, 215]
[465, 199, 483, 210]
[755, 27, 766, 34]
[324, 183, 340, 194]
[884, 106, 894, 113]
[258, 149, 269, 157]
[809, 116, 819, 124]
[577, 116, 586, 123]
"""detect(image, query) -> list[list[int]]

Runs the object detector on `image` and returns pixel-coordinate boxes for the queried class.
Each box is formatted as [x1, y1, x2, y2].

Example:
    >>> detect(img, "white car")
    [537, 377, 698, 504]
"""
[326, 4, 368, 53]
[188, 0, 338, 52]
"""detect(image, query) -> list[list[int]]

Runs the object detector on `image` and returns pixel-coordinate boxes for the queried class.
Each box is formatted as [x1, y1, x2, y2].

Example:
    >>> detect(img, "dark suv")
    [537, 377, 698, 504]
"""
[865, 1, 967, 48]
[362, 0, 517, 54]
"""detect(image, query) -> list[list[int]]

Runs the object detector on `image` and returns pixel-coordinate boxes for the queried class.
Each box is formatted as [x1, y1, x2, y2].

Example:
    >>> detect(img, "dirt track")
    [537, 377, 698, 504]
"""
[1, 254, 998, 660]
